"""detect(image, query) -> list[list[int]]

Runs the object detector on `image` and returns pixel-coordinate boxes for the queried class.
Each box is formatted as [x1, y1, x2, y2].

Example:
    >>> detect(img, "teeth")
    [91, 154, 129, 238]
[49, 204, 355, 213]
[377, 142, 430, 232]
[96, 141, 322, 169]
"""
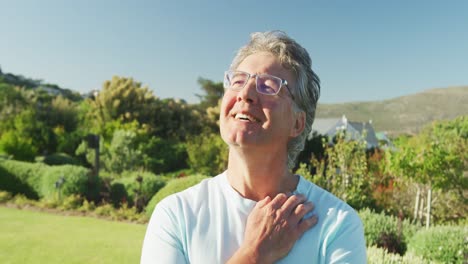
[235, 113, 256, 122]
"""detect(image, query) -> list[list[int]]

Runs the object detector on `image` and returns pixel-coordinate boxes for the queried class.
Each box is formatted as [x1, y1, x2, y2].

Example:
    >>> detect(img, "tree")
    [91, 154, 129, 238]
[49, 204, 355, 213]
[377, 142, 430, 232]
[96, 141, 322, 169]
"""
[186, 133, 228, 176]
[388, 116, 467, 226]
[302, 131, 375, 210]
[88, 76, 157, 139]
[196, 78, 224, 110]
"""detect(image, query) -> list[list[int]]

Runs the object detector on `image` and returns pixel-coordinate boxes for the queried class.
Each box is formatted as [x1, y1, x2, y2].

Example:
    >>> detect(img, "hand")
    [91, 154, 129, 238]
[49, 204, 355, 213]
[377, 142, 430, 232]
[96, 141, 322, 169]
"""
[232, 193, 318, 264]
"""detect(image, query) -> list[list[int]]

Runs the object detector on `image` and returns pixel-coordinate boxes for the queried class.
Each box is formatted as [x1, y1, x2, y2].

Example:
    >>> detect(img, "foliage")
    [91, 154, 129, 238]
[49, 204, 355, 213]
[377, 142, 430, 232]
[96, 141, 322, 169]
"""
[359, 208, 420, 249]
[136, 135, 188, 173]
[0, 159, 43, 199]
[88, 76, 157, 136]
[308, 132, 376, 209]
[0, 159, 90, 200]
[145, 175, 208, 217]
[186, 133, 228, 176]
[195, 78, 224, 110]
[0, 191, 12, 203]
[0, 120, 38, 162]
[366, 245, 430, 264]
[113, 171, 169, 209]
[408, 225, 467, 263]
[107, 129, 143, 173]
[386, 116, 468, 224]
[39, 153, 80, 166]
[109, 182, 128, 207]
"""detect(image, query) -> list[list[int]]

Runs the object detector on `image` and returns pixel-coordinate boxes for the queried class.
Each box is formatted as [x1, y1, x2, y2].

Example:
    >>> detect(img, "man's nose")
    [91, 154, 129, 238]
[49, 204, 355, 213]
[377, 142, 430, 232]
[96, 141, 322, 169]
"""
[237, 77, 258, 103]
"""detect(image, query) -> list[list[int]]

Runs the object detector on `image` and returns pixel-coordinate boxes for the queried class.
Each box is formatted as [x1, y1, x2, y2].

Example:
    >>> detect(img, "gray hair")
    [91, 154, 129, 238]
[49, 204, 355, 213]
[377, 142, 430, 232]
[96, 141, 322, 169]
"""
[230, 30, 321, 169]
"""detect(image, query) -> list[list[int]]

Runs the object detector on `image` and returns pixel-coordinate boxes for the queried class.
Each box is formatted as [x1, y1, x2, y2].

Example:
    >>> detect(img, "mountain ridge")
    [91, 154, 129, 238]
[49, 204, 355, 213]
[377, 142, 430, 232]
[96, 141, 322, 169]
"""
[316, 86, 468, 136]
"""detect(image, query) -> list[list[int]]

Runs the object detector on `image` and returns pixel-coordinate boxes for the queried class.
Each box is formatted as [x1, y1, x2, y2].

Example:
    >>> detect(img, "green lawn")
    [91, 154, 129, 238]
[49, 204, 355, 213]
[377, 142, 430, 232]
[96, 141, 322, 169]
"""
[0, 206, 147, 264]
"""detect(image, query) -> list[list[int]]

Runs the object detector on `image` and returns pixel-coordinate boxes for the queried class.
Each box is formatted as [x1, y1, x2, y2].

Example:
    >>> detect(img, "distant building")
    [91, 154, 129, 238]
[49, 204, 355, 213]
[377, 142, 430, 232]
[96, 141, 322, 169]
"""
[311, 115, 380, 149]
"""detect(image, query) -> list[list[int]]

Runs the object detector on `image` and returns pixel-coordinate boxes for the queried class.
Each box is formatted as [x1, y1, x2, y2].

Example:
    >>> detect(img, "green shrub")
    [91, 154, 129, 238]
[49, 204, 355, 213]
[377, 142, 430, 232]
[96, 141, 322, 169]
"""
[0, 165, 39, 199]
[11, 194, 37, 208]
[40, 153, 80, 166]
[0, 160, 90, 200]
[145, 175, 208, 217]
[408, 225, 467, 263]
[186, 133, 228, 176]
[59, 194, 84, 210]
[0, 191, 12, 203]
[39, 165, 89, 199]
[78, 199, 96, 213]
[359, 208, 420, 254]
[109, 182, 128, 207]
[115, 171, 170, 207]
[367, 246, 430, 263]
[0, 130, 37, 161]
[94, 203, 115, 217]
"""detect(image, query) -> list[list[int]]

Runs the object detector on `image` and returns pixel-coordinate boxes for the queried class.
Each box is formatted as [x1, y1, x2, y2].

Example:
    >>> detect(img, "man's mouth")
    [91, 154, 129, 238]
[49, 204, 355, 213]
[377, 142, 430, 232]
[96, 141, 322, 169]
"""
[234, 113, 259, 122]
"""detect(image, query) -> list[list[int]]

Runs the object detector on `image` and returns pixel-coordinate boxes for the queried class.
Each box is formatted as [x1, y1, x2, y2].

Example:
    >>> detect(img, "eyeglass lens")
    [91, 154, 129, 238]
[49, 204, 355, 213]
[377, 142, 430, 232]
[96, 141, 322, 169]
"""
[226, 72, 281, 95]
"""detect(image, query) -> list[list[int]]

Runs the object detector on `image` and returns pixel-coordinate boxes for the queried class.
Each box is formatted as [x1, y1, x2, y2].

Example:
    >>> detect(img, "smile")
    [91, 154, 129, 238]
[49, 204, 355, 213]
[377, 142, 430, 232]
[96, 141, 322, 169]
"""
[234, 113, 260, 123]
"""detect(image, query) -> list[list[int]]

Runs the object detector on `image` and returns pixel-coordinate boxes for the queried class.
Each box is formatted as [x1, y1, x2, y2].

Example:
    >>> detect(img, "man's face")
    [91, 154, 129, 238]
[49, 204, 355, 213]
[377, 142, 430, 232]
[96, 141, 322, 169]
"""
[219, 52, 302, 153]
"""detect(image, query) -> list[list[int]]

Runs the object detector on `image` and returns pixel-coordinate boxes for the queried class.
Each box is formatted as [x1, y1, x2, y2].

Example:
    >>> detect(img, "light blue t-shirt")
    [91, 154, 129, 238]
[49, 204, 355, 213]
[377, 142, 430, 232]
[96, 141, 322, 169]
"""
[141, 172, 367, 263]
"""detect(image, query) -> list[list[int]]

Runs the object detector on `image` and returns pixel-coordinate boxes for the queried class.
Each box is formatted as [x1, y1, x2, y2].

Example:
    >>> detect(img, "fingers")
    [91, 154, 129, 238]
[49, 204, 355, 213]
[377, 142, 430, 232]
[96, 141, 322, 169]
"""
[280, 194, 307, 216]
[293, 201, 315, 220]
[298, 215, 318, 234]
[268, 193, 289, 210]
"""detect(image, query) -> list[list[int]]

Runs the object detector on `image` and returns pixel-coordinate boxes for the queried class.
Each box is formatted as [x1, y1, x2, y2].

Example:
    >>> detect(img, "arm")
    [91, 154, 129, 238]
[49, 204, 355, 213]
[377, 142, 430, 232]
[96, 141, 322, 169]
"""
[227, 193, 318, 264]
[141, 202, 187, 264]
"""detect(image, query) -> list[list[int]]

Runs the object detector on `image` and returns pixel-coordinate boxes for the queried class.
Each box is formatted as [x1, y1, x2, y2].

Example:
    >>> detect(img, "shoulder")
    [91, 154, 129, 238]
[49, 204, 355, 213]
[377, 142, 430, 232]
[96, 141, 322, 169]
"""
[296, 175, 363, 231]
[155, 173, 225, 213]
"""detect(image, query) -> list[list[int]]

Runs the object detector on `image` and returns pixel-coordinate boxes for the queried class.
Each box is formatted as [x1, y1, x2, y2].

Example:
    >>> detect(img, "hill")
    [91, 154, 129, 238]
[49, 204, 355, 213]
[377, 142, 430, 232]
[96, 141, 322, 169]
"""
[316, 86, 468, 136]
[0, 68, 83, 102]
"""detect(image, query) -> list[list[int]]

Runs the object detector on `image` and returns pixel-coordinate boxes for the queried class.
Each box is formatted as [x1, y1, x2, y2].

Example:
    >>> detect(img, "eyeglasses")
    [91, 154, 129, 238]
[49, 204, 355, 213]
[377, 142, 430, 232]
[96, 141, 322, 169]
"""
[223, 70, 294, 99]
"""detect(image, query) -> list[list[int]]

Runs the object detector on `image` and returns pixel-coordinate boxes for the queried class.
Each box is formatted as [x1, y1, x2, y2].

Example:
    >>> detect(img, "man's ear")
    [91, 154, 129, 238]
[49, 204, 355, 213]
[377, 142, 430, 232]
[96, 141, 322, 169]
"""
[290, 111, 305, 138]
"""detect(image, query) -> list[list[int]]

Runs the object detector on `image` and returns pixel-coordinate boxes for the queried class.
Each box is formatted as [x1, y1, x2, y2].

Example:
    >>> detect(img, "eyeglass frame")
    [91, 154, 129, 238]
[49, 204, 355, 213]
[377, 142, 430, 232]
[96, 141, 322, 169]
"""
[224, 70, 295, 100]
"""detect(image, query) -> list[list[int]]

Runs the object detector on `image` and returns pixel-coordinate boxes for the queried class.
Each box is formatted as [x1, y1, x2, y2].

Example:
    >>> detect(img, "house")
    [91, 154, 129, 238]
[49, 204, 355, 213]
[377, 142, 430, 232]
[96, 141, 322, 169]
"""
[311, 115, 380, 149]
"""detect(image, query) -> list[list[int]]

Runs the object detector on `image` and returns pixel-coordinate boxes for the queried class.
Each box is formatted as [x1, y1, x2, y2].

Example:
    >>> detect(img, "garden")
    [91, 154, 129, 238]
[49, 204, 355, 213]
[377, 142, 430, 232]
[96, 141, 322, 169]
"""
[0, 75, 466, 263]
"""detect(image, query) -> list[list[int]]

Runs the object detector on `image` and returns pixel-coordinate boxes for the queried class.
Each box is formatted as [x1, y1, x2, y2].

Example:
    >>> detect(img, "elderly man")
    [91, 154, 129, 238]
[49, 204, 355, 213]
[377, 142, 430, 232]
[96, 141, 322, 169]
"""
[141, 31, 366, 263]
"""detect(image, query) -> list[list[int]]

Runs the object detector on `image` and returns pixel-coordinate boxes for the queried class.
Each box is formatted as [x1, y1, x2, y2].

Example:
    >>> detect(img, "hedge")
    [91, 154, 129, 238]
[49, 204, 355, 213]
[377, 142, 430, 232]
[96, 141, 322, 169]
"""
[358, 208, 422, 255]
[145, 175, 208, 217]
[111, 171, 170, 207]
[408, 225, 467, 263]
[0, 159, 90, 200]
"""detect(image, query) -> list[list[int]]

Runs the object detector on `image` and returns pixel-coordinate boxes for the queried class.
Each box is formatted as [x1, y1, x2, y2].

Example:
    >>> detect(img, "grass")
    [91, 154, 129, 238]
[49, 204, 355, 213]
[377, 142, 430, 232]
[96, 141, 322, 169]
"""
[0, 206, 147, 264]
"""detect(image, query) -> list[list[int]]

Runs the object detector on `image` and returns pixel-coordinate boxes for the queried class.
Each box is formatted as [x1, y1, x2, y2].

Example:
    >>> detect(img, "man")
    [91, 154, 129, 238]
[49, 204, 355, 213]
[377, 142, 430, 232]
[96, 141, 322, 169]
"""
[141, 31, 367, 263]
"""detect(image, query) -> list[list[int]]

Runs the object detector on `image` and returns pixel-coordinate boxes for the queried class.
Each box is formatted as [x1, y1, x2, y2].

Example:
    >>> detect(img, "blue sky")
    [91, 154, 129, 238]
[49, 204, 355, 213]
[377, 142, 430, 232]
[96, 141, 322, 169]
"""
[1, 1, 467, 103]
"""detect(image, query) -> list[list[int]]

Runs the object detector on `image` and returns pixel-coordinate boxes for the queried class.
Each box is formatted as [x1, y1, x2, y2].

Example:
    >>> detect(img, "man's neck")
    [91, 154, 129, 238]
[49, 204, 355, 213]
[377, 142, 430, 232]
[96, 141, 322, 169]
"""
[225, 146, 298, 201]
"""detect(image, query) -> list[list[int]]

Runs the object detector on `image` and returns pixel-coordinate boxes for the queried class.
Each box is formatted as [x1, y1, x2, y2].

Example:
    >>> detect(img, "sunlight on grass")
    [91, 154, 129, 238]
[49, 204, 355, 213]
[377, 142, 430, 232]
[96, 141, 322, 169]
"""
[0, 207, 147, 264]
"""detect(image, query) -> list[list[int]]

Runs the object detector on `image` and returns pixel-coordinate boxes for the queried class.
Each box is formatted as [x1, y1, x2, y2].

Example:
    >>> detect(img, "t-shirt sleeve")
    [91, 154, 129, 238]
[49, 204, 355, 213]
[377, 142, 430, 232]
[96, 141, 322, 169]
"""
[322, 209, 367, 264]
[141, 199, 188, 264]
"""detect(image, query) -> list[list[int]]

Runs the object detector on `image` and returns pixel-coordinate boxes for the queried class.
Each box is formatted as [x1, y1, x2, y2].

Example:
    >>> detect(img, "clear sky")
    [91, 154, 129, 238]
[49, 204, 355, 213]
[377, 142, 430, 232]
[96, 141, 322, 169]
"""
[1, 0, 467, 103]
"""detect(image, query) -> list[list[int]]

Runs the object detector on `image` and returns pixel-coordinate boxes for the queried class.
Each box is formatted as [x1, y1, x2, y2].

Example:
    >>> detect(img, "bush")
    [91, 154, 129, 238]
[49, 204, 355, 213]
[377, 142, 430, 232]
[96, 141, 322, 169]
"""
[59, 194, 84, 211]
[359, 208, 420, 254]
[0, 191, 12, 203]
[39, 165, 89, 199]
[408, 225, 467, 263]
[0, 164, 39, 199]
[0, 131, 37, 161]
[114, 171, 170, 208]
[186, 133, 228, 176]
[40, 153, 80, 166]
[145, 175, 208, 217]
[0, 159, 90, 200]
[109, 182, 128, 207]
[0, 159, 43, 199]
[366, 246, 429, 263]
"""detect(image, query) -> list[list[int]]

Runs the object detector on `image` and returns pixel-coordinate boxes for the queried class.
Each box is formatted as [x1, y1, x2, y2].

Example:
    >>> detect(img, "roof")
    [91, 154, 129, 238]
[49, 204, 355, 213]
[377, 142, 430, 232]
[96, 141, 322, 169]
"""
[310, 115, 380, 149]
